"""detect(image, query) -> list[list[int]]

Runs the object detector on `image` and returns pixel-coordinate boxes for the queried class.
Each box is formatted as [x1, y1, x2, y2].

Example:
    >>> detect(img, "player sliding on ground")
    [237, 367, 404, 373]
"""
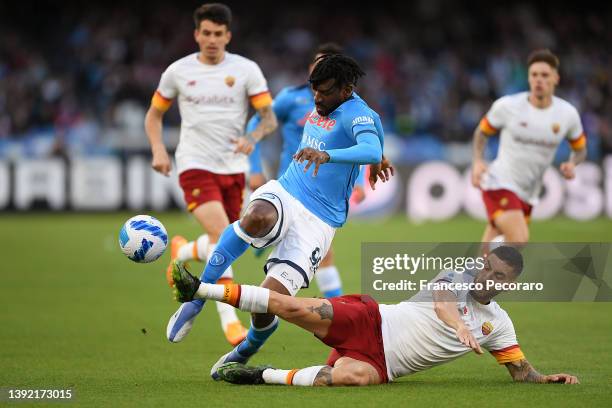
[169, 246, 579, 386]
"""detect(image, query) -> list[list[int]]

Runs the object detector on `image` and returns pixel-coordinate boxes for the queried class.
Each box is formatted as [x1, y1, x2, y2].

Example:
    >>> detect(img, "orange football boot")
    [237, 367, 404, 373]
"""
[224, 321, 248, 346]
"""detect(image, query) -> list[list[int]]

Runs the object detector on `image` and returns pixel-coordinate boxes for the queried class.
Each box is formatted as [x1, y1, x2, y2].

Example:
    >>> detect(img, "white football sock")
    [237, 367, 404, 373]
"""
[315, 266, 342, 293]
[177, 234, 209, 262]
[195, 284, 270, 314]
[217, 301, 240, 332]
[262, 369, 291, 385]
[262, 366, 326, 386]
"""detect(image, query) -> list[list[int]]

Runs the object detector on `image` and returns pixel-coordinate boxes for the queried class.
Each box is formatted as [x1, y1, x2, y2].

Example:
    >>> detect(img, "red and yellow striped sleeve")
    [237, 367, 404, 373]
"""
[569, 133, 587, 150]
[250, 91, 273, 110]
[490, 345, 525, 364]
[151, 91, 173, 112]
[479, 117, 498, 136]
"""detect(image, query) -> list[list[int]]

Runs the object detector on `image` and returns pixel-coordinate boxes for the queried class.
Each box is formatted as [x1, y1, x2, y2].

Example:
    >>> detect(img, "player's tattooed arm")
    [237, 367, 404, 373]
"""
[471, 127, 489, 187]
[313, 366, 334, 386]
[505, 359, 579, 384]
[560, 147, 587, 179]
[250, 105, 278, 142]
[308, 302, 333, 320]
[234, 105, 278, 154]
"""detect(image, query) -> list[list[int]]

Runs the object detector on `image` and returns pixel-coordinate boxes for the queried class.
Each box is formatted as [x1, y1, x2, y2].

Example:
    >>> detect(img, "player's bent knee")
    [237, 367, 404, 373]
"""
[241, 201, 278, 238]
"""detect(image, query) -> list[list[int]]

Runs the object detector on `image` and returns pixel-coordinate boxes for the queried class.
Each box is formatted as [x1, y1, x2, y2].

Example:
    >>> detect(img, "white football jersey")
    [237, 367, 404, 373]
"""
[379, 270, 524, 381]
[479, 92, 585, 205]
[153, 52, 271, 175]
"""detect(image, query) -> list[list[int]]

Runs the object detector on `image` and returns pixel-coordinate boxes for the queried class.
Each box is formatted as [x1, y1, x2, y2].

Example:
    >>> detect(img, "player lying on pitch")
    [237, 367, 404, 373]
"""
[169, 246, 579, 386]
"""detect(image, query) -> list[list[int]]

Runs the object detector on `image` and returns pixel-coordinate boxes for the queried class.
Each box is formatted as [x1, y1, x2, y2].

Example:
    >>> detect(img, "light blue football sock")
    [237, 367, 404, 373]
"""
[201, 222, 250, 284]
[323, 288, 343, 298]
[235, 316, 279, 358]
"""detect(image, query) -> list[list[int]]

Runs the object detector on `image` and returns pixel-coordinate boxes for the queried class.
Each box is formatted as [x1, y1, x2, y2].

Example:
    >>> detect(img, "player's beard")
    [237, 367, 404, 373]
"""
[316, 101, 341, 117]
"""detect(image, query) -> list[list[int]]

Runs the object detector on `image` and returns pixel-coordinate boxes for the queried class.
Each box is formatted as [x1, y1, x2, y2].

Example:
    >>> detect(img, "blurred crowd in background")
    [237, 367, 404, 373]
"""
[1, 0, 610, 163]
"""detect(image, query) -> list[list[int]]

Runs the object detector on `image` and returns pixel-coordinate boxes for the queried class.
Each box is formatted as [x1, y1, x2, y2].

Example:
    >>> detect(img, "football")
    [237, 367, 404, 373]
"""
[119, 215, 168, 263]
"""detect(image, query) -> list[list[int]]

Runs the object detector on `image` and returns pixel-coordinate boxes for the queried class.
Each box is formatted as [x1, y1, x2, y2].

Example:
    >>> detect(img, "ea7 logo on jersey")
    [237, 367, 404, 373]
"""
[352, 116, 374, 126]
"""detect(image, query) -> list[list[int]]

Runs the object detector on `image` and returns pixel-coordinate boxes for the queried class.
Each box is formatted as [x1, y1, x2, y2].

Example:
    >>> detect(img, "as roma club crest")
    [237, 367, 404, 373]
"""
[500, 197, 509, 207]
[481, 321, 493, 336]
[192, 188, 201, 197]
[225, 75, 235, 87]
[552, 123, 560, 134]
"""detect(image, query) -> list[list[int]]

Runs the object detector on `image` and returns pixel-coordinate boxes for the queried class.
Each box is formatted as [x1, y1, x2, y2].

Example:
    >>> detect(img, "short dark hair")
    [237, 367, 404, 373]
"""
[490, 246, 524, 276]
[312, 42, 344, 61]
[193, 3, 232, 30]
[527, 49, 559, 70]
[309, 54, 366, 89]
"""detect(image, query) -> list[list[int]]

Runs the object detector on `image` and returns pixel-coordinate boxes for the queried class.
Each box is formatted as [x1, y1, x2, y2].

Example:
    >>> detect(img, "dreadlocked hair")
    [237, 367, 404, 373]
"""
[309, 54, 365, 89]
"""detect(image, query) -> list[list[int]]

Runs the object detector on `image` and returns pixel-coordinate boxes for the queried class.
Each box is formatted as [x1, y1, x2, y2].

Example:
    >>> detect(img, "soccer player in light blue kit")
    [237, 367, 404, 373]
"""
[247, 43, 367, 299]
[166, 54, 393, 378]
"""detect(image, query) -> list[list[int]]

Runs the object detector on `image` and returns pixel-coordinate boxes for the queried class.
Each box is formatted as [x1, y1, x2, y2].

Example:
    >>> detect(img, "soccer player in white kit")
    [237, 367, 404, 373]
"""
[471, 49, 587, 245]
[144, 3, 277, 346]
[169, 246, 579, 386]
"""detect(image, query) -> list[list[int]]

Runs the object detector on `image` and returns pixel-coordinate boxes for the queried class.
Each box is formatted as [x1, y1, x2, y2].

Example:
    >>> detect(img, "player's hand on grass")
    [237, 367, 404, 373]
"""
[471, 160, 487, 188]
[249, 173, 266, 191]
[232, 136, 255, 155]
[368, 156, 394, 190]
[294, 147, 330, 177]
[559, 161, 576, 180]
[151, 145, 171, 176]
[544, 373, 580, 384]
[455, 325, 483, 354]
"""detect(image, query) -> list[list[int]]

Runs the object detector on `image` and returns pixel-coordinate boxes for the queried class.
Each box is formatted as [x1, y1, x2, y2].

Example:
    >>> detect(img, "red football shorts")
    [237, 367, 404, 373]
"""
[178, 169, 245, 222]
[321, 294, 389, 383]
[482, 189, 533, 226]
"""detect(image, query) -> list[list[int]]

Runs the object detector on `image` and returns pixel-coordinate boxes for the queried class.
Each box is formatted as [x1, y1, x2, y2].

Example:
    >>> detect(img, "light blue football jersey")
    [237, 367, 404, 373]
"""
[278, 93, 383, 227]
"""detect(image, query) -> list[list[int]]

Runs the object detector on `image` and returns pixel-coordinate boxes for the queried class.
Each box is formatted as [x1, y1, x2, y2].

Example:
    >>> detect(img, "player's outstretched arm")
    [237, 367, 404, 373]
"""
[144, 105, 171, 176]
[433, 289, 483, 354]
[294, 133, 383, 177]
[505, 359, 579, 384]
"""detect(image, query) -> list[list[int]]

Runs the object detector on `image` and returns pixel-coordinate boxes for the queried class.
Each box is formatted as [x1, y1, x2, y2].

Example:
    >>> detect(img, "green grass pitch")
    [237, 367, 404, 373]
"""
[1, 213, 611, 407]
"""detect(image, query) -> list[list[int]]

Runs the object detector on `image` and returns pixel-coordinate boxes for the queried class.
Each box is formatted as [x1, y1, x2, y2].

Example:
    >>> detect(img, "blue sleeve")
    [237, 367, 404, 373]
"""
[246, 114, 260, 134]
[355, 165, 366, 187]
[272, 88, 293, 122]
[249, 141, 263, 174]
[326, 133, 382, 164]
